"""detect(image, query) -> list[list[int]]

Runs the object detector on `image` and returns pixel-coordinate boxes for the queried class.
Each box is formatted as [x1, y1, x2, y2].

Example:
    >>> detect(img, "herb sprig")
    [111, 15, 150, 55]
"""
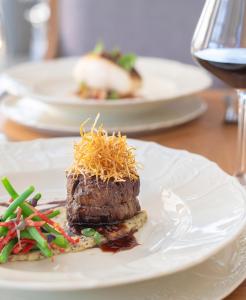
[82, 228, 103, 245]
[117, 53, 136, 71]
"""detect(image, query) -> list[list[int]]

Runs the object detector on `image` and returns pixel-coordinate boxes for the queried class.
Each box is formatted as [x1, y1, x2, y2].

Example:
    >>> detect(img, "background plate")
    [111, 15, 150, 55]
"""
[1, 57, 212, 106]
[1, 95, 207, 135]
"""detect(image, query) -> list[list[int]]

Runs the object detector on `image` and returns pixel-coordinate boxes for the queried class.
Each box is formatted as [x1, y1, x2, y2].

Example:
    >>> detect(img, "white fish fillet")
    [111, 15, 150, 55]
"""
[73, 54, 141, 96]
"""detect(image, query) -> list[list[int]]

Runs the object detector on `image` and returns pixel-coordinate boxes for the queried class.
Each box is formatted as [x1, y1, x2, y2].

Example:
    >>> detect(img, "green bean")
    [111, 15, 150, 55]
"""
[28, 192, 42, 206]
[1, 178, 64, 248]
[0, 228, 7, 237]
[1, 179, 56, 256]
[19, 230, 32, 239]
[82, 228, 103, 245]
[2, 186, 35, 221]
[0, 207, 59, 237]
[20, 231, 68, 248]
[36, 242, 53, 257]
[20, 201, 61, 235]
[0, 177, 19, 234]
[26, 227, 47, 248]
[8, 213, 17, 219]
[0, 239, 17, 263]
[2, 182, 53, 257]
[0, 213, 17, 237]
[33, 193, 42, 201]
[43, 224, 60, 235]
[21, 204, 61, 235]
[21, 202, 38, 215]
[49, 234, 69, 248]
[1, 177, 41, 207]
[82, 228, 96, 237]
[20, 230, 54, 255]
[1, 178, 59, 235]
[93, 231, 103, 245]
[26, 227, 52, 257]
[1, 177, 18, 199]
[47, 210, 60, 219]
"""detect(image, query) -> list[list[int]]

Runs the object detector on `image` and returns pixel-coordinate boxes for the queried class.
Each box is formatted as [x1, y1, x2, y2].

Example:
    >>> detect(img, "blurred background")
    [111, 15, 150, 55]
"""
[0, 0, 205, 66]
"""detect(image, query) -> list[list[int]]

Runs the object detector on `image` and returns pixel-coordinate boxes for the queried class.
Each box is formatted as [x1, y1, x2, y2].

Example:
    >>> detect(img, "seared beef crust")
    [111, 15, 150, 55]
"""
[66, 174, 141, 226]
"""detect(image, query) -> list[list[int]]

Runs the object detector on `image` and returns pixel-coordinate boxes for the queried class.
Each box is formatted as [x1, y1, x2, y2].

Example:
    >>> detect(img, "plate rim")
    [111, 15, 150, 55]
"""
[0, 95, 208, 135]
[2, 225, 246, 299]
[0, 138, 245, 290]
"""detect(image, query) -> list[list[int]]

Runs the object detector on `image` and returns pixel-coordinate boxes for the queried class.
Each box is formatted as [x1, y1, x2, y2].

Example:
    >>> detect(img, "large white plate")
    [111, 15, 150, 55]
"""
[0, 95, 207, 135]
[0, 138, 245, 291]
[2, 228, 246, 300]
[1, 57, 212, 107]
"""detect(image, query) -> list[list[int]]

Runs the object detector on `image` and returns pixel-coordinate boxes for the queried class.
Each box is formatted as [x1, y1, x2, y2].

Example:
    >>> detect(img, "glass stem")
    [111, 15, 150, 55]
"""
[236, 90, 246, 185]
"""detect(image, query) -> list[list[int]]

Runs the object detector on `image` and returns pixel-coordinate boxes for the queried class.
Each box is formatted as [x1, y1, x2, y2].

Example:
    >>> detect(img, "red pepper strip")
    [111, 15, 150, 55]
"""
[0, 229, 17, 251]
[12, 242, 23, 254]
[32, 209, 79, 244]
[21, 243, 35, 254]
[25, 220, 46, 227]
[16, 208, 22, 223]
[20, 238, 36, 244]
[51, 243, 65, 253]
[12, 239, 36, 254]
[42, 209, 54, 215]
[0, 222, 15, 227]
[1, 222, 22, 250]
[25, 212, 38, 220]
[25, 209, 54, 220]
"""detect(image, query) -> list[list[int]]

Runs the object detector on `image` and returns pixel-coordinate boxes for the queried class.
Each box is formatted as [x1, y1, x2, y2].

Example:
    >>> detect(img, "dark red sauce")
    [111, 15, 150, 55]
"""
[100, 234, 139, 253]
[70, 222, 139, 253]
[97, 223, 126, 237]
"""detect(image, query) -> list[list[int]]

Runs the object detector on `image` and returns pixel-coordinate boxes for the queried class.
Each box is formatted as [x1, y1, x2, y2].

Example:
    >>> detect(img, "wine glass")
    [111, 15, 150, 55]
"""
[191, 0, 246, 185]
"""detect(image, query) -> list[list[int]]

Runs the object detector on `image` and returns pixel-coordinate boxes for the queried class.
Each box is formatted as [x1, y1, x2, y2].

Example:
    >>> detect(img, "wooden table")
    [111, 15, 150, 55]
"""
[0, 89, 245, 299]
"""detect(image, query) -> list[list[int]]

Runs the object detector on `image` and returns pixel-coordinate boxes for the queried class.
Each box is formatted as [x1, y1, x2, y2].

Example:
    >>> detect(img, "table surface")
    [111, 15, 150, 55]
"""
[0, 89, 244, 299]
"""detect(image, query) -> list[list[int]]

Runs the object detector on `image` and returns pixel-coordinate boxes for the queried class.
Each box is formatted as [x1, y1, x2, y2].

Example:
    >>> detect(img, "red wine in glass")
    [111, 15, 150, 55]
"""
[193, 48, 246, 89]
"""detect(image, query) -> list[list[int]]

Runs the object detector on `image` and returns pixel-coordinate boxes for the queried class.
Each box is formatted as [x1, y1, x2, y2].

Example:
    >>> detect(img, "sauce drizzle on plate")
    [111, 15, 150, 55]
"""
[100, 234, 139, 253]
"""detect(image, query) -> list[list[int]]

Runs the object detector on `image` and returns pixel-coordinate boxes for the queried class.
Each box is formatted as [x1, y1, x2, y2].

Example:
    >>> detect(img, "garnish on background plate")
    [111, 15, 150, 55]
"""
[93, 41, 104, 54]
[73, 42, 142, 100]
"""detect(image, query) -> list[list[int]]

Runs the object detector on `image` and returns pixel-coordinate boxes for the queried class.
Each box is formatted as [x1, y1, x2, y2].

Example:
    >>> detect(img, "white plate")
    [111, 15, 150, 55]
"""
[0, 95, 207, 135]
[2, 228, 246, 300]
[0, 138, 245, 291]
[1, 57, 212, 107]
